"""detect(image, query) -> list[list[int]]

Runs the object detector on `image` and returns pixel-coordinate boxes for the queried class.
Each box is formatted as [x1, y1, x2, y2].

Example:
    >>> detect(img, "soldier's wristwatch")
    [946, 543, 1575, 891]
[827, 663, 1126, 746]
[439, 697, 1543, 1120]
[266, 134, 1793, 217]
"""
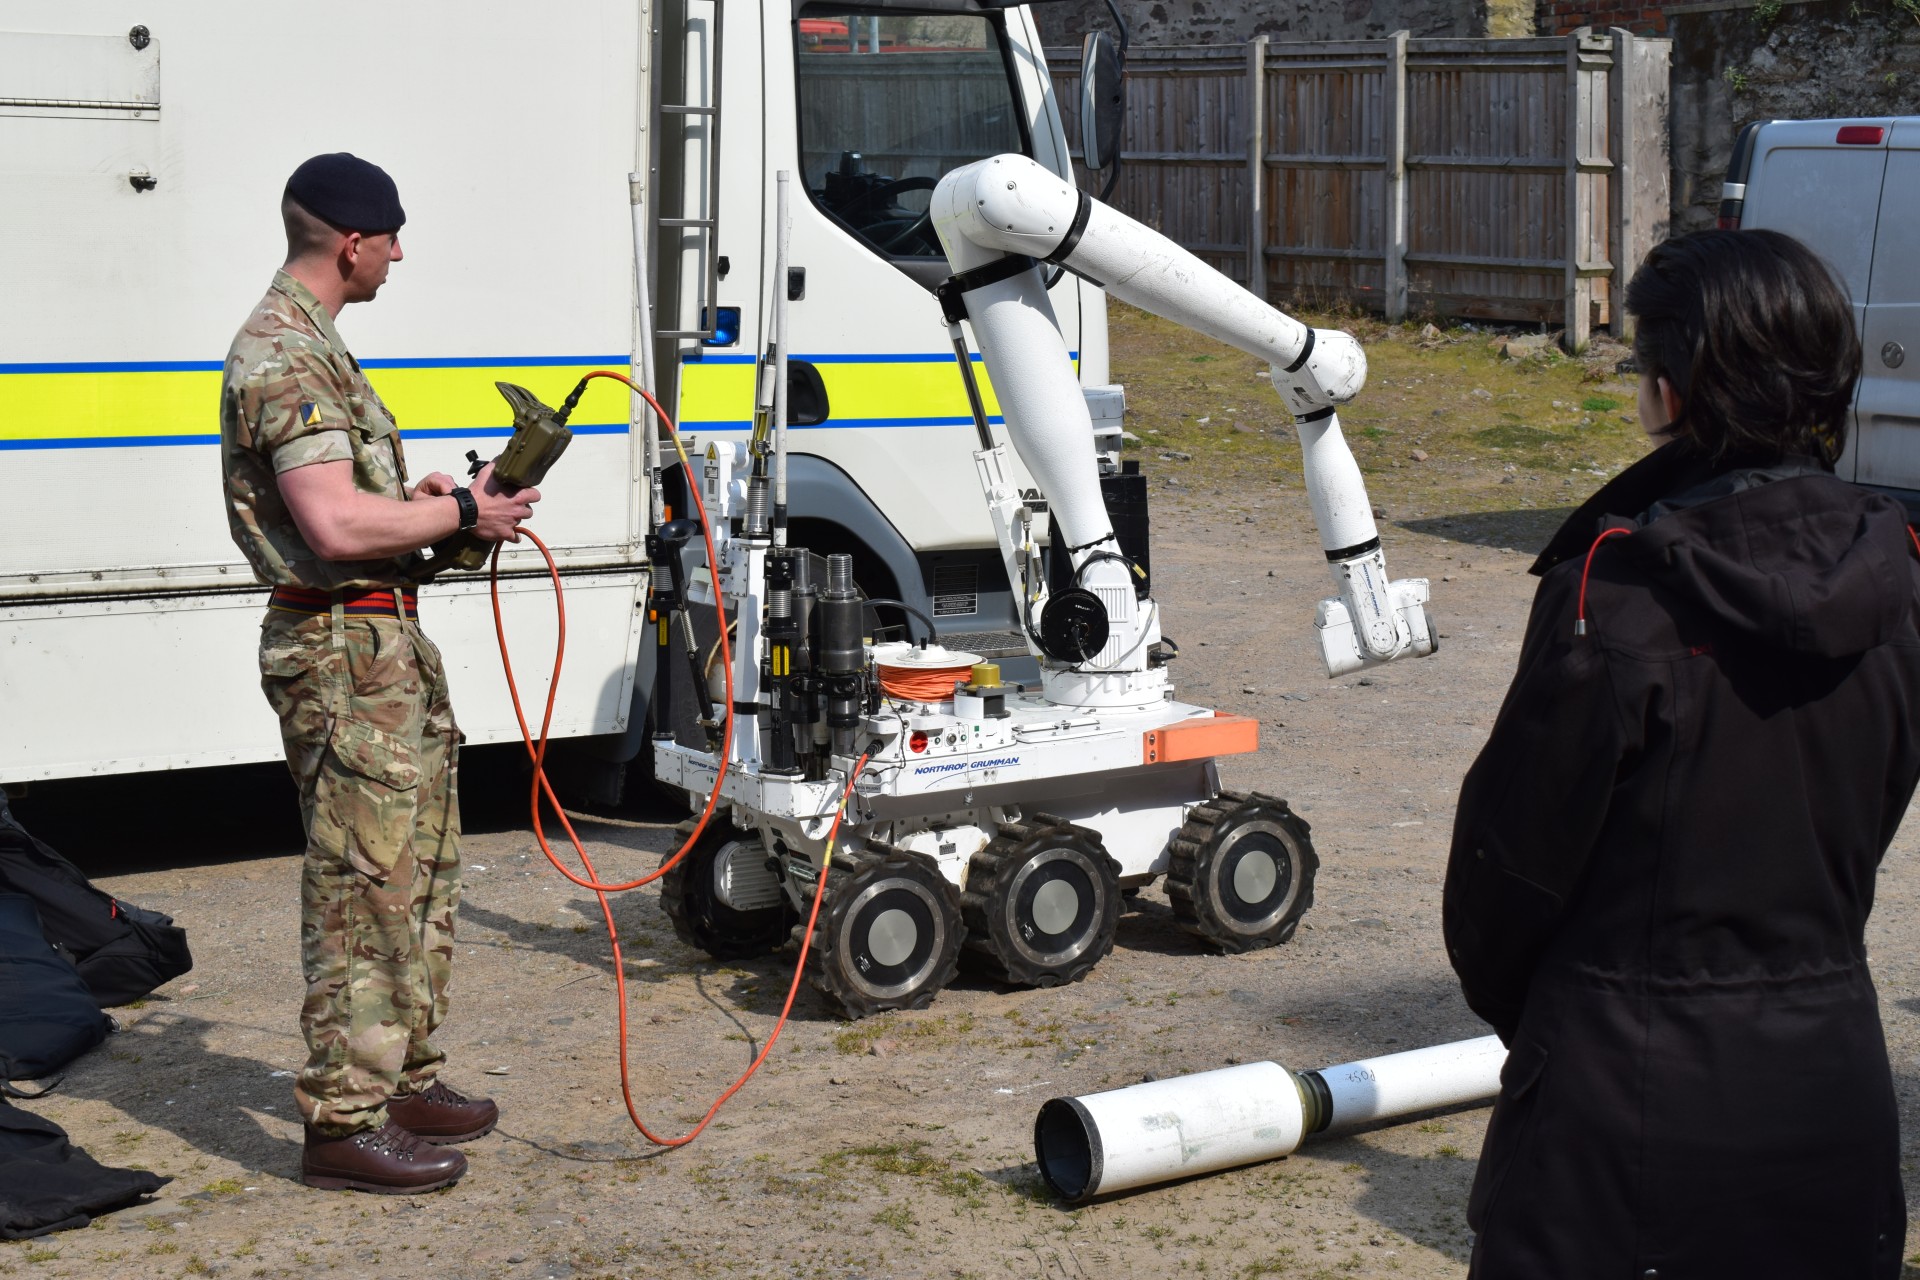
[451, 486, 479, 532]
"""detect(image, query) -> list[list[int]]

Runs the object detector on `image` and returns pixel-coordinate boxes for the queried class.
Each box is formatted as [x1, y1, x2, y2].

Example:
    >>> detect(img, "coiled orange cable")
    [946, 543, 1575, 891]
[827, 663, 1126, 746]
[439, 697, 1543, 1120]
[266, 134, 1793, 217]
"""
[876, 664, 973, 702]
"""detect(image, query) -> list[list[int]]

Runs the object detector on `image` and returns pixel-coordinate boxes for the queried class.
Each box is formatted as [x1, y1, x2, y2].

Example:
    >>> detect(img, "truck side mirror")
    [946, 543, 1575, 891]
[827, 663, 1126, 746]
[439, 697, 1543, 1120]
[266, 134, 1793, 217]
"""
[1080, 30, 1124, 174]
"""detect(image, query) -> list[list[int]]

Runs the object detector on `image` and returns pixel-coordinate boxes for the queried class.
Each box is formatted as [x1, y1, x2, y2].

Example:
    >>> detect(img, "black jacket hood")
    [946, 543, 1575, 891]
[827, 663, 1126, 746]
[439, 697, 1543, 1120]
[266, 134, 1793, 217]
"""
[1531, 440, 1917, 658]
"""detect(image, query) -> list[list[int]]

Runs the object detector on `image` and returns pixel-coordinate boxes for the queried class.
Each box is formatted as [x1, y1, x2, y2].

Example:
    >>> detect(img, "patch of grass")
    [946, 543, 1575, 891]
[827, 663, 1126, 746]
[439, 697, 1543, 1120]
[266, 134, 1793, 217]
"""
[146, 1241, 179, 1256]
[202, 1177, 244, 1196]
[935, 1167, 992, 1210]
[818, 1140, 943, 1179]
[1581, 395, 1620, 412]
[1471, 424, 1558, 452]
[831, 1011, 975, 1056]
[1107, 301, 1648, 542]
[814, 1140, 1004, 1212]
[872, 1202, 916, 1233]
[21, 1247, 58, 1263]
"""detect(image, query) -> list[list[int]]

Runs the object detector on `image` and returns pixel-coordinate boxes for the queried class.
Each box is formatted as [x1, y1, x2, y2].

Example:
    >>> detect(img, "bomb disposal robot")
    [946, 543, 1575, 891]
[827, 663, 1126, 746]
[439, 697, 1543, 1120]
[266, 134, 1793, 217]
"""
[653, 155, 1436, 1017]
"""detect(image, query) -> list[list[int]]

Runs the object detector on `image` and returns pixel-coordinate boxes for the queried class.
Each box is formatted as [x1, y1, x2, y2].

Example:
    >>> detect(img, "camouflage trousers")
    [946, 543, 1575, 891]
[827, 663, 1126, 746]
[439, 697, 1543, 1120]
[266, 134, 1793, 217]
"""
[259, 605, 462, 1136]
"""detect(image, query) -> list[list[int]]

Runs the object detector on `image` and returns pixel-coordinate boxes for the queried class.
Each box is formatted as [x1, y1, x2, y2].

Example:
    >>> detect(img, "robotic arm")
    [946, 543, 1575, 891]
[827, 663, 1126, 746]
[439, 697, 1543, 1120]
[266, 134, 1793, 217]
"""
[931, 154, 1435, 684]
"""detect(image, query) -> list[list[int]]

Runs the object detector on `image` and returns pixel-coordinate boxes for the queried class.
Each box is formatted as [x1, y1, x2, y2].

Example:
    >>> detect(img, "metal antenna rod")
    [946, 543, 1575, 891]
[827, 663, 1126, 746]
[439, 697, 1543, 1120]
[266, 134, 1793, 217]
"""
[773, 170, 792, 547]
[629, 170, 664, 529]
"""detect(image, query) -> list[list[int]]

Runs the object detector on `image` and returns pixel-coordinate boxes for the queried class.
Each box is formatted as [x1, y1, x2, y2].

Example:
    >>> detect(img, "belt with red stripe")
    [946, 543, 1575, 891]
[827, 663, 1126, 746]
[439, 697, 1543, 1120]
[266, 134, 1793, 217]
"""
[268, 584, 419, 618]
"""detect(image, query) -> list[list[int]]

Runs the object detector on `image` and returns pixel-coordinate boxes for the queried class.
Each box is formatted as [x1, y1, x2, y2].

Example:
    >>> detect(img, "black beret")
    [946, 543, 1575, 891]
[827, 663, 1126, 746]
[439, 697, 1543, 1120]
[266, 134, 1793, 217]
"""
[284, 153, 406, 233]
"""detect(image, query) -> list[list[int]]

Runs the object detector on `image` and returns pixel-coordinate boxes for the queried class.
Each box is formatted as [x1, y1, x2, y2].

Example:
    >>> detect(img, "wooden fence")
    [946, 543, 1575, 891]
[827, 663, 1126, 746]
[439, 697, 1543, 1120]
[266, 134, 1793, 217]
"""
[1047, 29, 1670, 344]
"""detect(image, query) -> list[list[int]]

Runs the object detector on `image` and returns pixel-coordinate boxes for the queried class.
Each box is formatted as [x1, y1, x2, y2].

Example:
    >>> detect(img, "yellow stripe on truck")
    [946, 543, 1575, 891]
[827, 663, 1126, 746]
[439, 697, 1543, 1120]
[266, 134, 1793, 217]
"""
[677, 351, 1073, 432]
[0, 359, 630, 450]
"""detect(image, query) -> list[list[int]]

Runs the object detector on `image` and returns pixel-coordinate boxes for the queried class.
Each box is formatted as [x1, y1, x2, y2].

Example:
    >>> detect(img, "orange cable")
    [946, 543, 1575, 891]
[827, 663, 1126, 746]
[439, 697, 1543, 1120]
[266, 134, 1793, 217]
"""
[876, 664, 973, 702]
[489, 371, 861, 1147]
[489, 376, 730, 894]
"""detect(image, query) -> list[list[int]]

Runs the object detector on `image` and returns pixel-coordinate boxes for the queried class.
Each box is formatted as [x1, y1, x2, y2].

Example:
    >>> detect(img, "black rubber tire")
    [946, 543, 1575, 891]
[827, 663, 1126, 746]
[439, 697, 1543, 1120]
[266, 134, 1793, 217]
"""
[658, 821, 796, 960]
[1165, 792, 1317, 953]
[960, 816, 1121, 987]
[807, 841, 963, 1019]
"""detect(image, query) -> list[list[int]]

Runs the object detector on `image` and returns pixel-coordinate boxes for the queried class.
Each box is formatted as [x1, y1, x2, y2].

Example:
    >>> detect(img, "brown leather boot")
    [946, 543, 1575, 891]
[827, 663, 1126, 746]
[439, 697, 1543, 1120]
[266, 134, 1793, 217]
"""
[302, 1120, 467, 1193]
[387, 1080, 499, 1144]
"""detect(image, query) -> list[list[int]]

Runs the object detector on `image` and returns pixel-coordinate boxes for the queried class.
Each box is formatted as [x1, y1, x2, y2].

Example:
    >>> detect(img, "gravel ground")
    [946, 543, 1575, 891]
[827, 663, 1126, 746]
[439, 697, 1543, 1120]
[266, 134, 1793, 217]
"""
[7, 492, 1920, 1280]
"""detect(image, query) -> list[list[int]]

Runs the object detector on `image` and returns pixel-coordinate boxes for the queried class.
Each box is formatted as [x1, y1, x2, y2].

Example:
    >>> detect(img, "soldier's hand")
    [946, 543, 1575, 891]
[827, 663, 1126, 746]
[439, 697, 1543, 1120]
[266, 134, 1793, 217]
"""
[472, 461, 541, 543]
[411, 472, 457, 500]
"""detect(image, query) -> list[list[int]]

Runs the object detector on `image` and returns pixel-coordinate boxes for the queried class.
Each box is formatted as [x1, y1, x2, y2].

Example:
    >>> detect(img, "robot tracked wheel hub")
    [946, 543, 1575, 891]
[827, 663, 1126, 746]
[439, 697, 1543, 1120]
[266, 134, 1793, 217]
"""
[808, 843, 964, 1019]
[960, 816, 1122, 988]
[1167, 793, 1318, 952]
[659, 821, 797, 960]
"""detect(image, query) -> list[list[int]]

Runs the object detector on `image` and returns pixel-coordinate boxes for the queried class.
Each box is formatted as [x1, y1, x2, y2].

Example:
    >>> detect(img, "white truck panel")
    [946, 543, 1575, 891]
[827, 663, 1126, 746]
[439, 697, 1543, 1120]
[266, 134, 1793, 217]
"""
[0, 573, 645, 782]
[1, 1, 651, 783]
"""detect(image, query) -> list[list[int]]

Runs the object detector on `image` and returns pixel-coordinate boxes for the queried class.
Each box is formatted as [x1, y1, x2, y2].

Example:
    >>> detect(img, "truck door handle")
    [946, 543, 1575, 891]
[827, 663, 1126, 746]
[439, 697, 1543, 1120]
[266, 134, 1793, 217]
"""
[789, 360, 829, 426]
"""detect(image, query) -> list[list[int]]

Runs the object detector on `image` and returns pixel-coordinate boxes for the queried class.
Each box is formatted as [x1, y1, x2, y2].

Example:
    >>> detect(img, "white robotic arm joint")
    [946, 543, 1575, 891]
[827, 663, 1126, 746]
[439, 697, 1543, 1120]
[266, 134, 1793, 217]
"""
[932, 153, 1435, 681]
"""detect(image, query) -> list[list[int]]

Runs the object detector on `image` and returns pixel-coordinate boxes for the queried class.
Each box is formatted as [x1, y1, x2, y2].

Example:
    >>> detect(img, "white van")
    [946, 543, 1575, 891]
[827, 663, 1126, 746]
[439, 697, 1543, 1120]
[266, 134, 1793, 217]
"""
[1719, 118, 1920, 501]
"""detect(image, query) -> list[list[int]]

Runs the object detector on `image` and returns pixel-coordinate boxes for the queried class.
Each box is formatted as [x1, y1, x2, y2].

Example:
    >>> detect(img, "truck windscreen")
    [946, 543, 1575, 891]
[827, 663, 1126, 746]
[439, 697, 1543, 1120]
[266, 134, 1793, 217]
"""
[794, 8, 1031, 265]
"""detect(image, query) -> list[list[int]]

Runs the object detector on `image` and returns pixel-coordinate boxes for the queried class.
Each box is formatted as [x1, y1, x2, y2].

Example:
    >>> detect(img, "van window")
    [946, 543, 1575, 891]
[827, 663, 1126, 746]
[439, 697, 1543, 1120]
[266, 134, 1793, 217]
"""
[794, 8, 1029, 263]
[1743, 145, 1884, 304]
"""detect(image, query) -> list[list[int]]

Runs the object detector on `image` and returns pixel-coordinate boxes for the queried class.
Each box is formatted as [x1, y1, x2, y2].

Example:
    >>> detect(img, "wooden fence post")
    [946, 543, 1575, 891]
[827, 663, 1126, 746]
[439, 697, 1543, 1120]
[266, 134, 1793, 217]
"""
[1609, 27, 1635, 339]
[1563, 28, 1594, 352]
[1246, 35, 1268, 300]
[1383, 30, 1410, 322]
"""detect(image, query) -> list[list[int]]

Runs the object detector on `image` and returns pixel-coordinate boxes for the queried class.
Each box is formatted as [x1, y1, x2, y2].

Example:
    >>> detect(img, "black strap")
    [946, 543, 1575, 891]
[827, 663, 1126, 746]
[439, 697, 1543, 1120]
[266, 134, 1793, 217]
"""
[1324, 536, 1382, 563]
[1044, 191, 1095, 266]
[450, 486, 479, 531]
[1066, 531, 1118, 554]
[1296, 405, 1336, 423]
[2, 1077, 60, 1100]
[935, 254, 1040, 325]
[1284, 327, 1316, 373]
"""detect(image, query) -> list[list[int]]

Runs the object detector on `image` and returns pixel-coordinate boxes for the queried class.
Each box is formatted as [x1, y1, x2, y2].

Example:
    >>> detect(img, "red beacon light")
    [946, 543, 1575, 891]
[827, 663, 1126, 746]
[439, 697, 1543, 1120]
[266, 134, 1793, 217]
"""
[1837, 125, 1887, 145]
[909, 730, 930, 754]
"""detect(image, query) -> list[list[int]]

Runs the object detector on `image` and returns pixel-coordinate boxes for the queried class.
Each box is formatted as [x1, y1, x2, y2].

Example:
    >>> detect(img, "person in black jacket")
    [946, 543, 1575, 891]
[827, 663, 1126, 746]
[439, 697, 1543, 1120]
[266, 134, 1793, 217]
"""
[1444, 229, 1920, 1278]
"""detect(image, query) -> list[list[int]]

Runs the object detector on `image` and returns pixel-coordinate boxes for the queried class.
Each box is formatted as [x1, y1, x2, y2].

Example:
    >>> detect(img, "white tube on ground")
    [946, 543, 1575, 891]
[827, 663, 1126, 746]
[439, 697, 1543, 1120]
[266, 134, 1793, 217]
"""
[1036, 1062, 1305, 1202]
[1315, 1035, 1508, 1134]
[1034, 1035, 1504, 1203]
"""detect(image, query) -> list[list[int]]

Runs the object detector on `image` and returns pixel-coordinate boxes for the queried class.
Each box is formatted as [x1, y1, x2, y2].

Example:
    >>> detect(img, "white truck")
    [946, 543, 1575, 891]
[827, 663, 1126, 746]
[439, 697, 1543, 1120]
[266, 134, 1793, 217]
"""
[1718, 117, 1920, 504]
[0, 0, 1114, 797]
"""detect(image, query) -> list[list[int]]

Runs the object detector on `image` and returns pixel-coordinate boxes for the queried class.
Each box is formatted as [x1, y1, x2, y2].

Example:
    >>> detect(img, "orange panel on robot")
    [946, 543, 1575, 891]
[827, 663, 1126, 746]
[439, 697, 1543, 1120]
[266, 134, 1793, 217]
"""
[1141, 713, 1260, 765]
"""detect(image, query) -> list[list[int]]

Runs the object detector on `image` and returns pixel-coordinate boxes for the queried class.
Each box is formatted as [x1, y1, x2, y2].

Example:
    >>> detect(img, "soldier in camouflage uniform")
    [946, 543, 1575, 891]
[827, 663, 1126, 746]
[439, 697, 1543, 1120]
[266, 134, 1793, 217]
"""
[221, 153, 539, 1195]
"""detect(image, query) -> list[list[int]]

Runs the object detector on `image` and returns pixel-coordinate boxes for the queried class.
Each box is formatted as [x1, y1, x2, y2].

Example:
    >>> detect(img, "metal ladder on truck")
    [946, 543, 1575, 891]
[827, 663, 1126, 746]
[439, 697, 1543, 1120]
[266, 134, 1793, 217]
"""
[637, 0, 726, 418]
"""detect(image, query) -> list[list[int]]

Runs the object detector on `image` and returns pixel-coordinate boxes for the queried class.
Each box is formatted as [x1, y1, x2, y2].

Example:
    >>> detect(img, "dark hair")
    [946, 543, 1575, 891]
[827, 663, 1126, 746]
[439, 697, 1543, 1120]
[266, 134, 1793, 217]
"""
[281, 193, 341, 261]
[1625, 229, 1860, 467]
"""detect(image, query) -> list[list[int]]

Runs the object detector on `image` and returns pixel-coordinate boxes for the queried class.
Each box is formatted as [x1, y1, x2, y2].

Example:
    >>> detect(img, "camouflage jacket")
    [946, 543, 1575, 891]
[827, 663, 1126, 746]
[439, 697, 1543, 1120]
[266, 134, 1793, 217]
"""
[221, 270, 425, 589]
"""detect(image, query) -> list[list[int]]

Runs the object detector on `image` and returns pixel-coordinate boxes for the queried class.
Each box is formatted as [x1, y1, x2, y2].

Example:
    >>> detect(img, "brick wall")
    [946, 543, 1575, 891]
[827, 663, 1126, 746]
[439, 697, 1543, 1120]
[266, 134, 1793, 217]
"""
[1538, 2, 1668, 34]
[1033, 0, 1524, 48]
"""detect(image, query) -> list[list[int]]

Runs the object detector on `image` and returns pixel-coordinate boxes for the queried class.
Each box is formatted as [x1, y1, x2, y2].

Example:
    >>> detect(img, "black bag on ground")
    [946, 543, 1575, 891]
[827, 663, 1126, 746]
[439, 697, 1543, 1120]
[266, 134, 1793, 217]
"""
[0, 795, 191, 1007]
[0, 895, 110, 1087]
[0, 1099, 167, 1238]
